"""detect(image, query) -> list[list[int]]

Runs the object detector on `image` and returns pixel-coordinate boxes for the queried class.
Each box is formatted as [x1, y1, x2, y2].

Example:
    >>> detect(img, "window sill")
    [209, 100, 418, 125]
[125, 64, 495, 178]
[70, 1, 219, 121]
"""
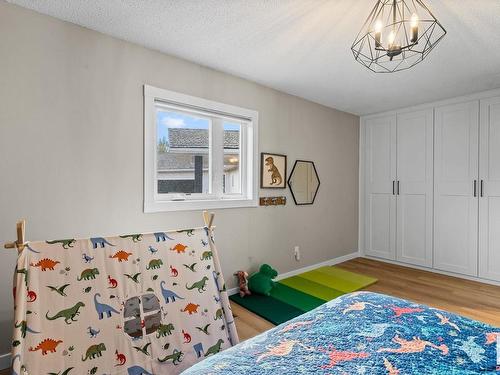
[144, 197, 258, 213]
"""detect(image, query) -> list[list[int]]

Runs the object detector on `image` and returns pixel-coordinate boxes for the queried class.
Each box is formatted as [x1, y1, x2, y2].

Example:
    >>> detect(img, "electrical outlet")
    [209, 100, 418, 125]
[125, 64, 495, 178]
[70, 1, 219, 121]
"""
[294, 246, 300, 261]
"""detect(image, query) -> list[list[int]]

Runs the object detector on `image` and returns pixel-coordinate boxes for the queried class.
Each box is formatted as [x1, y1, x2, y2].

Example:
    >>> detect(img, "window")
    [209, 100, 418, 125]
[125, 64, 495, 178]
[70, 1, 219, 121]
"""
[123, 294, 162, 339]
[144, 85, 258, 212]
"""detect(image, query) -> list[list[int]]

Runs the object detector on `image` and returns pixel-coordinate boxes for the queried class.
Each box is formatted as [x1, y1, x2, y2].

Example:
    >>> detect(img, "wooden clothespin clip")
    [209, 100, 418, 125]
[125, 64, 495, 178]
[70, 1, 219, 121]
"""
[202, 210, 215, 229]
[4, 219, 27, 253]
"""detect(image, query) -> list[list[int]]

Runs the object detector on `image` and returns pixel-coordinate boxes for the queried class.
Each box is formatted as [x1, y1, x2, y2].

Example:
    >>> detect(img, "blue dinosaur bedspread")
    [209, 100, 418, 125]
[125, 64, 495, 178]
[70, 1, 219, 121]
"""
[183, 292, 499, 374]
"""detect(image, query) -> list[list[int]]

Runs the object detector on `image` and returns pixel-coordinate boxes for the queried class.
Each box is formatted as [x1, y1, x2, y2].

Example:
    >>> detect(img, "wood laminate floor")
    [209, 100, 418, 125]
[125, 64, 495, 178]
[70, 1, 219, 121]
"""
[2, 257, 499, 374]
[232, 257, 500, 341]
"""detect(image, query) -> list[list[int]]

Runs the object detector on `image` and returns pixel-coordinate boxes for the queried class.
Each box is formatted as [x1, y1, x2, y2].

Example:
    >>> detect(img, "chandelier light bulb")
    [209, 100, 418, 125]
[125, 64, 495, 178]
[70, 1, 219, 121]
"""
[411, 13, 419, 28]
[410, 13, 419, 43]
[388, 30, 396, 46]
[374, 20, 383, 47]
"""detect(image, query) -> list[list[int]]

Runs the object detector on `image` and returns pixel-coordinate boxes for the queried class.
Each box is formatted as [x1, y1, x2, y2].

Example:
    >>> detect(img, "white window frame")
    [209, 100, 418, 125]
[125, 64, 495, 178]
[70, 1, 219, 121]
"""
[144, 85, 259, 212]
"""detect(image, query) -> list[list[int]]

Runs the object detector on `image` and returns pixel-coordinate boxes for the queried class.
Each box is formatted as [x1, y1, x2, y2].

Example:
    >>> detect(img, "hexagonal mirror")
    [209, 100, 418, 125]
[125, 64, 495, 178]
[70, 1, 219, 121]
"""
[288, 160, 320, 205]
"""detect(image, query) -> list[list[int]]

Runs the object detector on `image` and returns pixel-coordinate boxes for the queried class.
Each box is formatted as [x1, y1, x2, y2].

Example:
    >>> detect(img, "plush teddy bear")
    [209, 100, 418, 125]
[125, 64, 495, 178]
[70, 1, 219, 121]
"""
[248, 264, 278, 296]
[234, 271, 251, 298]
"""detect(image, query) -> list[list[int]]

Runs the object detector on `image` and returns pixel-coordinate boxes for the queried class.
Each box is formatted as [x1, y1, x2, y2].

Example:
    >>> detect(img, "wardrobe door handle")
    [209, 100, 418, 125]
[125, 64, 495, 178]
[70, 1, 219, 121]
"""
[480, 180, 484, 197]
[473, 180, 477, 197]
[393, 181, 395, 195]
[397, 181, 400, 195]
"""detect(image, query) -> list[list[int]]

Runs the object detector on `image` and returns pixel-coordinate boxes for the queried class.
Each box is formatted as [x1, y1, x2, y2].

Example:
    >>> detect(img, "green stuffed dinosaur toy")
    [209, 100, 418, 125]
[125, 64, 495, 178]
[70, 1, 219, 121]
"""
[248, 264, 278, 296]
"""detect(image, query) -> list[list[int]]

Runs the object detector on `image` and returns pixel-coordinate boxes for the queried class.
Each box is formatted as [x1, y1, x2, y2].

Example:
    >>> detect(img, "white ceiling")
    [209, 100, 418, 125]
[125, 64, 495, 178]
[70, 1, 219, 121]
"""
[7, 0, 500, 115]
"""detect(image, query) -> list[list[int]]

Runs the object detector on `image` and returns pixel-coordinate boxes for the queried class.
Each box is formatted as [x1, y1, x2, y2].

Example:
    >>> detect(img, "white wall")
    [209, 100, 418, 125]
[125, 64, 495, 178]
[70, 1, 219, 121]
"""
[0, 1, 359, 358]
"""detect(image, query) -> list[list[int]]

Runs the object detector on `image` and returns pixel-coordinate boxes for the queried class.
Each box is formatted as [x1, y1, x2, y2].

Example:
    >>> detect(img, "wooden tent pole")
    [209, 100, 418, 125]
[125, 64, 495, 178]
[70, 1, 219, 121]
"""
[202, 211, 215, 229]
[3, 219, 26, 253]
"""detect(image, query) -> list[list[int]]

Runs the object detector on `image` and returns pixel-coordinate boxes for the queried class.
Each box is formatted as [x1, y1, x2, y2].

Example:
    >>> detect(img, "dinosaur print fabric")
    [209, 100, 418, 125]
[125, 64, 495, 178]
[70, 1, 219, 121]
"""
[11, 227, 238, 375]
[184, 292, 499, 375]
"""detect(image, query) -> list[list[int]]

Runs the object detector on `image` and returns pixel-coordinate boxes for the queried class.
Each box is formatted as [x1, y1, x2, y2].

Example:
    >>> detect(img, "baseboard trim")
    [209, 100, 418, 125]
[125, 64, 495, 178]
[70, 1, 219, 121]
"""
[0, 353, 10, 370]
[275, 252, 360, 281]
[228, 251, 360, 296]
[363, 255, 500, 287]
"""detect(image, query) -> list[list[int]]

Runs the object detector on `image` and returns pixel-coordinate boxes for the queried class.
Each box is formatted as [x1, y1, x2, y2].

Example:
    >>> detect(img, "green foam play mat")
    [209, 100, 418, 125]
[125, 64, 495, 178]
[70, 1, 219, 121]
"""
[270, 283, 325, 312]
[229, 265, 377, 325]
[291, 266, 378, 293]
[229, 293, 304, 325]
[277, 276, 345, 301]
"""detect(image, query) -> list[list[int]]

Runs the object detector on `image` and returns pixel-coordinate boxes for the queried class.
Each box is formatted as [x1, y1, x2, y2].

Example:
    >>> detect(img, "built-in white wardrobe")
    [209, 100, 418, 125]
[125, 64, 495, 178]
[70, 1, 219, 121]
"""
[362, 91, 500, 283]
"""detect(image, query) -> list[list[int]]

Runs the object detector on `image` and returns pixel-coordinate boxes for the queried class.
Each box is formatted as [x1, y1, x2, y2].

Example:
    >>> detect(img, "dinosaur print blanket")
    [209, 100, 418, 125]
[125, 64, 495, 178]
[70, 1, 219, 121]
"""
[184, 292, 499, 375]
[11, 227, 238, 375]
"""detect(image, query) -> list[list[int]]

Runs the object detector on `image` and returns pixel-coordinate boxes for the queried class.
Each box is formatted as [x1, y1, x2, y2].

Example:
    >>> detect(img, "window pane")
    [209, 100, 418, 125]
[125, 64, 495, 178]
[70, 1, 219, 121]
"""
[144, 311, 162, 336]
[223, 122, 241, 194]
[156, 109, 211, 194]
[123, 296, 141, 318]
[124, 317, 142, 339]
[142, 293, 160, 313]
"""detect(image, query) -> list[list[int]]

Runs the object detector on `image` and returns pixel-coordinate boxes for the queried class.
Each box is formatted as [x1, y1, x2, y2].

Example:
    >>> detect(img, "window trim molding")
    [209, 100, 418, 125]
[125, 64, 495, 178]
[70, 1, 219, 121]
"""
[144, 84, 259, 212]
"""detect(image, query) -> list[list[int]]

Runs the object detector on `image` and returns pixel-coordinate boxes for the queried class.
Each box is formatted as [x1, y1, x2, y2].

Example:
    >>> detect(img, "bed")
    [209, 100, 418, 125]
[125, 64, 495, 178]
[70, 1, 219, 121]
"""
[183, 292, 499, 374]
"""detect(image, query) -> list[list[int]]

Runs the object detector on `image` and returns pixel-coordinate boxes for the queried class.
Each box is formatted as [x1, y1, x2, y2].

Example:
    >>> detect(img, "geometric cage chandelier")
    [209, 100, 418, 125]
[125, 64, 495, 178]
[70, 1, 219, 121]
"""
[351, 0, 447, 73]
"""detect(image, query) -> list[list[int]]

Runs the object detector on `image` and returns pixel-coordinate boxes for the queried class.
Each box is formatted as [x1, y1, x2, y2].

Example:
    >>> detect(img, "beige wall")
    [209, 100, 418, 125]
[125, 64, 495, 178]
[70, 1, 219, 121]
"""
[0, 1, 359, 358]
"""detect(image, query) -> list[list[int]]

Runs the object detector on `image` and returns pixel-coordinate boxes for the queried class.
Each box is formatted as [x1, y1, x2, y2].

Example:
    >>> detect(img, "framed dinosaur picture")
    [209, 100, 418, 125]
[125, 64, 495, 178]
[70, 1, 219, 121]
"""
[260, 152, 287, 189]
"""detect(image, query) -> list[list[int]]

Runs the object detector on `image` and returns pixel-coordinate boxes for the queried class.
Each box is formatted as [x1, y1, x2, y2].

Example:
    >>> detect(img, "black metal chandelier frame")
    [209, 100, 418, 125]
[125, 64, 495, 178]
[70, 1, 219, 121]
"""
[351, 0, 447, 73]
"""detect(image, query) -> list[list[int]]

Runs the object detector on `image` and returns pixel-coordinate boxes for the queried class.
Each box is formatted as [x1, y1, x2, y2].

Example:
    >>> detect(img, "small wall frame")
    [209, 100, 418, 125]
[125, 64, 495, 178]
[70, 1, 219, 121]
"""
[260, 153, 287, 189]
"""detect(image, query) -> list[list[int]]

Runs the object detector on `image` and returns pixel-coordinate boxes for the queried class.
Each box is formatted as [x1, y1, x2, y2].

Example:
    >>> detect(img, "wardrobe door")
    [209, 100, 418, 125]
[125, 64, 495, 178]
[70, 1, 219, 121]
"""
[434, 101, 479, 276]
[364, 115, 397, 260]
[396, 109, 434, 267]
[479, 97, 500, 281]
